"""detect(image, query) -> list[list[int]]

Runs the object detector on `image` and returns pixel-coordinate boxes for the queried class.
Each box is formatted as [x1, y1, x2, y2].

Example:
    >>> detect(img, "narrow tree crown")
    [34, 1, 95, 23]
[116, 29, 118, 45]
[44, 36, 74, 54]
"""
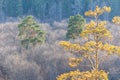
[66, 14, 86, 40]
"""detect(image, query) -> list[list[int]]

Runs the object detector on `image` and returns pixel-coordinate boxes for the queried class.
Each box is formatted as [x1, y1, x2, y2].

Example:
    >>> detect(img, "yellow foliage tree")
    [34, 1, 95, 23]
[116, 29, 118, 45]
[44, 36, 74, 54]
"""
[57, 6, 120, 80]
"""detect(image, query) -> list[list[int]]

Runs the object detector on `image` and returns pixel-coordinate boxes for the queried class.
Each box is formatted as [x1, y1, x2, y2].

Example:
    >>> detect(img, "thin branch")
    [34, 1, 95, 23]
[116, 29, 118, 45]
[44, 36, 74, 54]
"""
[87, 56, 95, 70]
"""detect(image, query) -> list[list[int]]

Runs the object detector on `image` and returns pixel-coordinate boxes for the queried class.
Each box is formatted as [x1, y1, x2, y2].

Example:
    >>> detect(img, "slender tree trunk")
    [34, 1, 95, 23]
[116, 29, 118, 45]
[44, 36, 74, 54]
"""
[95, 15, 99, 80]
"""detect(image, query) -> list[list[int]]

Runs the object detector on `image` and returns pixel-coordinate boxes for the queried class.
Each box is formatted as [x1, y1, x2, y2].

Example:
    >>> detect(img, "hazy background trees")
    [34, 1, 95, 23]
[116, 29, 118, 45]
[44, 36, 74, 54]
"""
[0, 20, 120, 80]
[0, 0, 120, 22]
[0, 0, 120, 80]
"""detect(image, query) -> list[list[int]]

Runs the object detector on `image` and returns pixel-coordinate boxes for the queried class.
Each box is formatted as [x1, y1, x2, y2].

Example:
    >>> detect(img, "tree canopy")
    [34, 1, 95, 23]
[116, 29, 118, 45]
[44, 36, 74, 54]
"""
[57, 6, 120, 80]
[66, 14, 86, 40]
[18, 16, 46, 49]
[1, 0, 119, 21]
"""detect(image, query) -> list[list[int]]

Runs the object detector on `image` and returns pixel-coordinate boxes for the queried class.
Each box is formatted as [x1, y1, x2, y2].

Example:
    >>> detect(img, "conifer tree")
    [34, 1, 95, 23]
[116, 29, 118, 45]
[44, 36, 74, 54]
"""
[57, 6, 120, 80]
[18, 16, 46, 49]
[66, 14, 86, 40]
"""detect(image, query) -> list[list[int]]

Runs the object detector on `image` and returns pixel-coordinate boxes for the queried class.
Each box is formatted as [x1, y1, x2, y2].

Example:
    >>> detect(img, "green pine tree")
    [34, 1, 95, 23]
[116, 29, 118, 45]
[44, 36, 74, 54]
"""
[66, 14, 86, 40]
[18, 16, 46, 49]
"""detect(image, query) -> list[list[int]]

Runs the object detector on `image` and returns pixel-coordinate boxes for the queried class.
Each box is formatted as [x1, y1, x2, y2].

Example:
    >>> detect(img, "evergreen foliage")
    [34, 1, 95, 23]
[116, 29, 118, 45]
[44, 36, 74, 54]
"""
[66, 14, 86, 39]
[1, 0, 119, 21]
[18, 16, 46, 49]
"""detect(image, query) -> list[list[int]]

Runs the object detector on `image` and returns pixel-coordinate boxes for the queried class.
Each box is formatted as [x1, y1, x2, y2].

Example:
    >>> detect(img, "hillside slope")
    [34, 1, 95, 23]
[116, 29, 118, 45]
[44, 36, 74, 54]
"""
[0, 21, 120, 80]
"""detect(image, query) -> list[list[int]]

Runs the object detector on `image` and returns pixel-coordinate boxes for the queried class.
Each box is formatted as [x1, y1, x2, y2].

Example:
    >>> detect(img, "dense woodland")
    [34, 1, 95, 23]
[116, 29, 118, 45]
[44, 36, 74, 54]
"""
[0, 0, 120, 80]
[0, 20, 120, 80]
[0, 0, 120, 22]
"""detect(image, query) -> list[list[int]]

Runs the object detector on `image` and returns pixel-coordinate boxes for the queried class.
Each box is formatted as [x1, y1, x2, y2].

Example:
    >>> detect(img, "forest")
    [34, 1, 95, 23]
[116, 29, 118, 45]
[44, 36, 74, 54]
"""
[0, 0, 120, 22]
[0, 0, 120, 80]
